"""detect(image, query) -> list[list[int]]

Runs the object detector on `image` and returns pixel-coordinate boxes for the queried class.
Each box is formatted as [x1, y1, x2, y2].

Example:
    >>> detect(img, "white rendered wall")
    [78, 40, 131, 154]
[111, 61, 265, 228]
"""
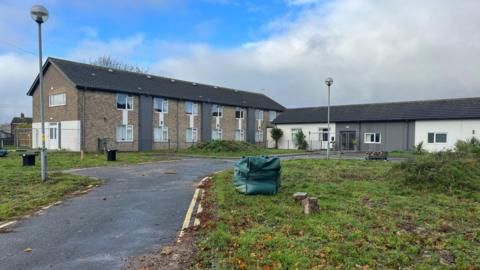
[268, 123, 336, 150]
[32, 121, 81, 151]
[415, 119, 480, 152]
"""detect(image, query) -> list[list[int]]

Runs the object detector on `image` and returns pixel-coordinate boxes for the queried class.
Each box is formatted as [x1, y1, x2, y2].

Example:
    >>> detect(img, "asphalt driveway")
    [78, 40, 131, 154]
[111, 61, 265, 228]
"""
[0, 158, 233, 270]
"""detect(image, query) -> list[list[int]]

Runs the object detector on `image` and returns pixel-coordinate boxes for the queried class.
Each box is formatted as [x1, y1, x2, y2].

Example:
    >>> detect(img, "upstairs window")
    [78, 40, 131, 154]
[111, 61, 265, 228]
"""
[154, 98, 168, 113]
[48, 93, 66, 107]
[117, 94, 133, 110]
[185, 101, 198, 115]
[428, 132, 447, 143]
[235, 107, 244, 119]
[212, 104, 223, 117]
[255, 110, 264, 120]
[364, 133, 381, 144]
[268, 111, 277, 122]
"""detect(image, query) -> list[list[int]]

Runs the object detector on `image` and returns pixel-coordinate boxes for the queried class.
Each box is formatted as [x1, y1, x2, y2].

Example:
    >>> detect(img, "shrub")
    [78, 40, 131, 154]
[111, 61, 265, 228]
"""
[392, 151, 480, 192]
[187, 140, 262, 153]
[455, 137, 480, 156]
[294, 130, 308, 150]
[270, 128, 283, 149]
[413, 141, 426, 155]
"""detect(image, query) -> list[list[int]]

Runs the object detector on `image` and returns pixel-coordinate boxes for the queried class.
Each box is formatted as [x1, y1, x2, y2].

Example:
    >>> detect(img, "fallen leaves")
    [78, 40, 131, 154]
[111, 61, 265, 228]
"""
[23, 247, 32, 253]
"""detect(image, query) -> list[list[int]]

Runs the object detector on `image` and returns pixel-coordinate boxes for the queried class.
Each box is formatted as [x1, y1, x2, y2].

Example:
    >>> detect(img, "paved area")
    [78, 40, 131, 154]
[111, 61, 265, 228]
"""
[0, 159, 233, 270]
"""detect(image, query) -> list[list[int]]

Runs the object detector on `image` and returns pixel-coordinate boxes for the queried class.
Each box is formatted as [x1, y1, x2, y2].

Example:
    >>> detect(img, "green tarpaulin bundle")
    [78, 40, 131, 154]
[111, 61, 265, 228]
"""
[234, 156, 281, 195]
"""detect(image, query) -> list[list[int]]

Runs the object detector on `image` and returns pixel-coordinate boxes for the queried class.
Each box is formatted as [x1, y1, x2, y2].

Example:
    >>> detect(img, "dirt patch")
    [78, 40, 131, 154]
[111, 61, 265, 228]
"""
[121, 177, 215, 270]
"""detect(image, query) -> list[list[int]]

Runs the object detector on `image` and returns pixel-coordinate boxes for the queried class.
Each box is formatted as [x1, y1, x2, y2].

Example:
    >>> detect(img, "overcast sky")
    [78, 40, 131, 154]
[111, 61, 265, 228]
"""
[1, 0, 479, 123]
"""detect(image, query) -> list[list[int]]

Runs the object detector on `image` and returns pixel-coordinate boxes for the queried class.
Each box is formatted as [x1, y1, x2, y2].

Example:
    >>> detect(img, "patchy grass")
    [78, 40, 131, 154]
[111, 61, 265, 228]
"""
[194, 159, 480, 269]
[0, 151, 173, 222]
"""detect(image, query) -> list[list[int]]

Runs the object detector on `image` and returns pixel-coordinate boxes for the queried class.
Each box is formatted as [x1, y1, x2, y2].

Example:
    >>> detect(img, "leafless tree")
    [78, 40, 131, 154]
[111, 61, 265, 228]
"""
[89, 55, 148, 73]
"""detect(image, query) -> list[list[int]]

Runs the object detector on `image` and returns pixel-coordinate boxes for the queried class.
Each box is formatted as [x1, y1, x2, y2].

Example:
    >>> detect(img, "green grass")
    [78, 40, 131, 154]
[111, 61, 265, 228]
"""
[195, 159, 480, 269]
[0, 151, 173, 222]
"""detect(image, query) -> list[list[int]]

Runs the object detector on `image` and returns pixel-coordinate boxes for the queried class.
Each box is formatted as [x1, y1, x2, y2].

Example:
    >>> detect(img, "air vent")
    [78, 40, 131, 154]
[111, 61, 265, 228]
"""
[170, 79, 175, 83]
[91, 73, 96, 76]
[147, 75, 152, 79]
[138, 87, 142, 90]
[192, 82, 197, 86]
[108, 68, 113, 73]
[213, 86, 218, 89]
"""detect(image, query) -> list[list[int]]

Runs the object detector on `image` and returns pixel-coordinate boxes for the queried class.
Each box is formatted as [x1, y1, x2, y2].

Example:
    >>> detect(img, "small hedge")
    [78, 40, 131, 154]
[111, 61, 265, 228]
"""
[187, 140, 263, 153]
[393, 151, 480, 192]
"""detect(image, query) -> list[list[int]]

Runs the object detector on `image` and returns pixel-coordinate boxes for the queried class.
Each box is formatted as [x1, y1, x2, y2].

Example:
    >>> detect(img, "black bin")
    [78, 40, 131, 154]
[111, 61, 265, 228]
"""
[106, 150, 117, 161]
[22, 153, 36, 166]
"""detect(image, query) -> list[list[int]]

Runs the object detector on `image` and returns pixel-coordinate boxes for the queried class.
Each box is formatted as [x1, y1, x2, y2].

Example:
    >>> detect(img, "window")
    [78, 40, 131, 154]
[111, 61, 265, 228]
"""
[235, 107, 244, 119]
[186, 128, 198, 143]
[49, 124, 57, 140]
[48, 93, 66, 107]
[291, 128, 302, 141]
[235, 129, 244, 141]
[116, 125, 133, 142]
[255, 110, 264, 120]
[212, 104, 223, 117]
[255, 130, 264, 142]
[364, 133, 381, 144]
[185, 101, 198, 115]
[320, 128, 329, 141]
[154, 127, 168, 142]
[154, 98, 168, 113]
[268, 111, 277, 122]
[117, 94, 133, 110]
[428, 132, 447, 143]
[212, 128, 223, 140]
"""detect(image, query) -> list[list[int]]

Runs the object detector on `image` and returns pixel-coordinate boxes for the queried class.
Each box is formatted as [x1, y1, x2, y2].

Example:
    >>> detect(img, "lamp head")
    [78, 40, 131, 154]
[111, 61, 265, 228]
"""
[325, 77, 334, 87]
[30, 5, 49, 23]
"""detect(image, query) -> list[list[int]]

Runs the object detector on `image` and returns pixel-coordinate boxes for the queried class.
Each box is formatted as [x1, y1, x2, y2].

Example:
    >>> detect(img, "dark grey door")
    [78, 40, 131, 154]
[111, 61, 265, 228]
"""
[340, 131, 356, 151]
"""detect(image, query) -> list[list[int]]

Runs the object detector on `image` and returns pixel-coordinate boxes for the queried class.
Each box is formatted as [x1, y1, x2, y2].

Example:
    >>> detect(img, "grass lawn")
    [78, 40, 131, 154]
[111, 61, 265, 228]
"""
[195, 159, 480, 269]
[0, 151, 173, 222]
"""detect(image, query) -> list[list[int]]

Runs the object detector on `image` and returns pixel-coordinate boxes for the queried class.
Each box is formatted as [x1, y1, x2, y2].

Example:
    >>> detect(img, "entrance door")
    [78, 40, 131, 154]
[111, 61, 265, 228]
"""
[339, 131, 357, 151]
[48, 122, 59, 150]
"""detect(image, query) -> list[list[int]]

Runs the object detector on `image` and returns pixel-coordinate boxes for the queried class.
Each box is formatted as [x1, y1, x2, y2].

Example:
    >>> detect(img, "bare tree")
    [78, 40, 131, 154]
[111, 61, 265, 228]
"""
[89, 55, 148, 73]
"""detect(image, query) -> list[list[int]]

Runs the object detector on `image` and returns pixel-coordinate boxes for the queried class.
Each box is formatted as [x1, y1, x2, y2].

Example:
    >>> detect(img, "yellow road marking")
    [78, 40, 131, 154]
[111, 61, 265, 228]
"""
[179, 188, 200, 239]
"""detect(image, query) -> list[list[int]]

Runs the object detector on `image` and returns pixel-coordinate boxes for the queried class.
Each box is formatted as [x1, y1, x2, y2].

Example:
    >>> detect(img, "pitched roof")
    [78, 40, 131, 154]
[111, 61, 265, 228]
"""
[11, 116, 32, 124]
[27, 58, 285, 111]
[273, 97, 480, 124]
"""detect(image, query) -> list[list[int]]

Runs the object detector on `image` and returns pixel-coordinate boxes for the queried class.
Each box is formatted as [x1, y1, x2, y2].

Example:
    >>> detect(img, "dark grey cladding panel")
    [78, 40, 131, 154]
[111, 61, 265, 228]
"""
[201, 103, 212, 142]
[247, 108, 256, 143]
[139, 95, 153, 151]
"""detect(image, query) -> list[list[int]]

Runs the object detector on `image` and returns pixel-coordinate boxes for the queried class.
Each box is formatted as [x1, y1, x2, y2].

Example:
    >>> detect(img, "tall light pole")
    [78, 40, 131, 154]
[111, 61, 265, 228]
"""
[30, 5, 49, 181]
[325, 77, 333, 160]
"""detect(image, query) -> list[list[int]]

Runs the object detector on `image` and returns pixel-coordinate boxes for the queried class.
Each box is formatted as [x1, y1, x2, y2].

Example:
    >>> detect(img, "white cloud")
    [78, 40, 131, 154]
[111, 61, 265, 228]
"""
[152, 0, 480, 108]
[0, 53, 36, 123]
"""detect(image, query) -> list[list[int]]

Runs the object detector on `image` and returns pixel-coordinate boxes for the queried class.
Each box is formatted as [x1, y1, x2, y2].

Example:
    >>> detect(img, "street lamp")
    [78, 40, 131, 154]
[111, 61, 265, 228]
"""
[30, 5, 49, 181]
[324, 77, 333, 160]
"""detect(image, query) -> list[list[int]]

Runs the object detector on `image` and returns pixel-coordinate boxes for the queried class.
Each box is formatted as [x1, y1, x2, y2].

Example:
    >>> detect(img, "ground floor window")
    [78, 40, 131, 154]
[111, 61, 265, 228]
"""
[364, 132, 381, 144]
[235, 129, 244, 141]
[186, 128, 198, 143]
[291, 128, 302, 141]
[154, 127, 169, 142]
[116, 125, 133, 142]
[320, 128, 329, 141]
[255, 130, 264, 142]
[428, 132, 447, 143]
[212, 128, 223, 140]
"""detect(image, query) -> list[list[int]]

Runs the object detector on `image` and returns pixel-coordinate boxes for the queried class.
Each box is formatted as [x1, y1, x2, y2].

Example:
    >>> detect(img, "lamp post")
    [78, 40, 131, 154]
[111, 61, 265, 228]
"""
[324, 77, 333, 160]
[30, 5, 49, 181]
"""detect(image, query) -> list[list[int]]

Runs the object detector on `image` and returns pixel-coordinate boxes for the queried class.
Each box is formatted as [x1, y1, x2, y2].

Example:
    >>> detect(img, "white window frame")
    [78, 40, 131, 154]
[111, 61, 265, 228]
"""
[212, 128, 223, 140]
[116, 124, 134, 142]
[117, 94, 133, 111]
[154, 126, 169, 142]
[364, 132, 381, 144]
[48, 93, 66, 107]
[154, 97, 168, 113]
[427, 132, 448, 144]
[235, 129, 244, 141]
[186, 128, 198, 143]
[185, 101, 198, 115]
[212, 104, 223, 117]
[320, 128, 329, 142]
[255, 130, 264, 143]
[268, 111, 277, 122]
[235, 107, 244, 119]
[291, 128, 302, 141]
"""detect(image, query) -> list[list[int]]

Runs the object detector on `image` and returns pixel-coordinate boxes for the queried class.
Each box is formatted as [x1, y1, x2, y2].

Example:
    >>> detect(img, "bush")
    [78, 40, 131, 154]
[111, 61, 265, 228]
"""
[455, 137, 480, 156]
[413, 141, 427, 155]
[393, 151, 480, 192]
[270, 128, 283, 149]
[187, 140, 262, 153]
[294, 130, 308, 150]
